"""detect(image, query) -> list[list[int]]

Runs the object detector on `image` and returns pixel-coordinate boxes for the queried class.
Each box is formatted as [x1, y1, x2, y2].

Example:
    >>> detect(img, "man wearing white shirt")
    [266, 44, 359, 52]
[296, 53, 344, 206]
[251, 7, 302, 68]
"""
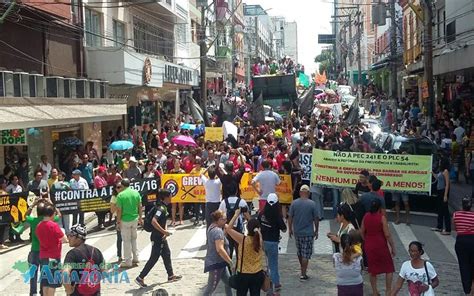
[37, 155, 52, 181]
[454, 123, 465, 144]
[252, 160, 281, 213]
[201, 166, 222, 228]
[70, 169, 89, 225]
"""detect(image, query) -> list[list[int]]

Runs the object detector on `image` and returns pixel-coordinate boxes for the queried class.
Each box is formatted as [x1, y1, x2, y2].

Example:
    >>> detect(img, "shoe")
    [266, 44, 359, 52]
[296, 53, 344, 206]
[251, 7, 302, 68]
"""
[193, 220, 199, 226]
[117, 257, 122, 263]
[120, 263, 133, 268]
[274, 284, 282, 292]
[430, 228, 441, 232]
[135, 277, 148, 288]
[299, 275, 309, 281]
[168, 275, 183, 282]
[99, 224, 105, 230]
[441, 231, 451, 235]
[0, 244, 9, 249]
[132, 259, 139, 265]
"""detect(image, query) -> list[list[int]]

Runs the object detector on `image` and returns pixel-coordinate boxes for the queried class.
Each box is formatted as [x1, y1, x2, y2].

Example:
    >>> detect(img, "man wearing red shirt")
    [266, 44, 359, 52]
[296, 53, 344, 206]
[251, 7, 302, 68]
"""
[276, 145, 289, 171]
[36, 203, 68, 295]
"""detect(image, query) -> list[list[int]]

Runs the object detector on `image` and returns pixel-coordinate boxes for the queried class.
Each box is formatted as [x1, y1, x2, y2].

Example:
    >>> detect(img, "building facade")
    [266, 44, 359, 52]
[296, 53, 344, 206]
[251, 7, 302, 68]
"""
[284, 21, 298, 63]
[0, 1, 126, 175]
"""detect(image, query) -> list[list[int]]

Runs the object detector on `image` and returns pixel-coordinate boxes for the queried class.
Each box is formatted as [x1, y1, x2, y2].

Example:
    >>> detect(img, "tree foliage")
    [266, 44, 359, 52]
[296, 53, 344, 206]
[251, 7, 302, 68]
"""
[314, 49, 334, 74]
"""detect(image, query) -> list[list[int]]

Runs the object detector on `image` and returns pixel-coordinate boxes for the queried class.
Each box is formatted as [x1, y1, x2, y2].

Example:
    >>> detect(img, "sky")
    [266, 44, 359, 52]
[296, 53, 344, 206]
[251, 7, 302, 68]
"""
[244, 0, 333, 74]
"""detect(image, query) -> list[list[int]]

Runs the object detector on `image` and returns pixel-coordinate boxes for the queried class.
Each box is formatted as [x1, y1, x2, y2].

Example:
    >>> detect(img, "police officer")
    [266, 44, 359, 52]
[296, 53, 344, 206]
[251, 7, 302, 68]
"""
[135, 189, 182, 287]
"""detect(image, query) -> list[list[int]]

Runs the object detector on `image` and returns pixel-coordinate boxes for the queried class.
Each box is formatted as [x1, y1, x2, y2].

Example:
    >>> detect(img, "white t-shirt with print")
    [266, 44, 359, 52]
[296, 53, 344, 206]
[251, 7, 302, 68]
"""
[399, 261, 437, 296]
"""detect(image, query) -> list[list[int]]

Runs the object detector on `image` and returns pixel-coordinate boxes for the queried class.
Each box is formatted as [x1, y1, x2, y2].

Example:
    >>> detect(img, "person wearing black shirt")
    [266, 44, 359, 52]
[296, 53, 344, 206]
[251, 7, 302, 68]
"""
[258, 193, 287, 293]
[63, 224, 104, 296]
[354, 170, 371, 198]
[216, 160, 245, 199]
[135, 189, 182, 288]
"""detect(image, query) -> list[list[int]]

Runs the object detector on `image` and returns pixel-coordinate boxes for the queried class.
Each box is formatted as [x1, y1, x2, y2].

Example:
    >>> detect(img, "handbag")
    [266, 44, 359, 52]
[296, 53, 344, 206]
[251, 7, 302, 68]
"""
[228, 236, 245, 289]
[422, 261, 435, 296]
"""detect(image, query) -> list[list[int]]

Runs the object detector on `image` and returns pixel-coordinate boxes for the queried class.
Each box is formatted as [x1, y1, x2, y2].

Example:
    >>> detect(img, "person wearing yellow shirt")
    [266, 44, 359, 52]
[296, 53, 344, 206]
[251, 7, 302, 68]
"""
[47, 168, 59, 189]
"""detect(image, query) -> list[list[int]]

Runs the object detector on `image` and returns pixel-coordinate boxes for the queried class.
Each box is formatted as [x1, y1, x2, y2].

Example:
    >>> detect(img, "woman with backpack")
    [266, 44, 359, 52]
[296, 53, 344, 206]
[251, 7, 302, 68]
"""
[226, 210, 265, 296]
[391, 241, 439, 296]
[203, 210, 233, 296]
[258, 193, 287, 293]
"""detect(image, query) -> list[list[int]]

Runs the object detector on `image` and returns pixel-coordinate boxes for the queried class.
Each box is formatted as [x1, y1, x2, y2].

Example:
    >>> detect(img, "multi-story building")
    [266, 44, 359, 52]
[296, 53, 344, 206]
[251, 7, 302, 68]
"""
[0, 1, 126, 173]
[243, 4, 274, 63]
[284, 21, 298, 63]
[83, 0, 199, 132]
[271, 16, 286, 60]
[432, 0, 474, 112]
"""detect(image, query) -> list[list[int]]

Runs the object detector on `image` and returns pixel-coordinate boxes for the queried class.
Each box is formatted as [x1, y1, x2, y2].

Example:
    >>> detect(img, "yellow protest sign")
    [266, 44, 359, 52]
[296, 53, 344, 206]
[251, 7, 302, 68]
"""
[161, 173, 293, 203]
[240, 173, 293, 204]
[311, 149, 432, 194]
[205, 127, 223, 142]
[161, 174, 206, 203]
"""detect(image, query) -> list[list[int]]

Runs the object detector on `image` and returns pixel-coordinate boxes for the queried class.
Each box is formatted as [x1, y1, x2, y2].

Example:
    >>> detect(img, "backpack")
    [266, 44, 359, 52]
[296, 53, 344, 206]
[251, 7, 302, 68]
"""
[76, 246, 101, 296]
[143, 206, 158, 232]
[225, 197, 243, 232]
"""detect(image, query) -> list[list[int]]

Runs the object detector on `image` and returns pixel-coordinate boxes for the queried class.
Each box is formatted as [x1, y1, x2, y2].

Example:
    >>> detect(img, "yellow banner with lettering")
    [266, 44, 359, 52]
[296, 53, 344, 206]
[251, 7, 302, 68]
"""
[161, 173, 293, 204]
[204, 127, 223, 142]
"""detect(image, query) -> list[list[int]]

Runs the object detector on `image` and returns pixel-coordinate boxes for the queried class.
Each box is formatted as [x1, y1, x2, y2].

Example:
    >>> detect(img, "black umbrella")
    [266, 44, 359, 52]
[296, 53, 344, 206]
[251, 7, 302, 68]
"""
[58, 137, 83, 147]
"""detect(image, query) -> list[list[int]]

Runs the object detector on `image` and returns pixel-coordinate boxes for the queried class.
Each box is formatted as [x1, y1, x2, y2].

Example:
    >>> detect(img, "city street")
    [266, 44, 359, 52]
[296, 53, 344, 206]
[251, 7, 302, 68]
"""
[0, 208, 463, 295]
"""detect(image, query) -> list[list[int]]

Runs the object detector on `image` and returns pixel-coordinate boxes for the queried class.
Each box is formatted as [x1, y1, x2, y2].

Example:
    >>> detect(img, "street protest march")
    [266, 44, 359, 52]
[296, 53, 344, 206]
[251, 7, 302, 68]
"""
[161, 173, 293, 204]
[311, 149, 433, 194]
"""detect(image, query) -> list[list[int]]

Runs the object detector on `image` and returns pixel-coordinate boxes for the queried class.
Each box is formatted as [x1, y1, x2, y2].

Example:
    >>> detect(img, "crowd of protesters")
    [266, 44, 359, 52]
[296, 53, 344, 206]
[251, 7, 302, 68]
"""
[0, 79, 473, 295]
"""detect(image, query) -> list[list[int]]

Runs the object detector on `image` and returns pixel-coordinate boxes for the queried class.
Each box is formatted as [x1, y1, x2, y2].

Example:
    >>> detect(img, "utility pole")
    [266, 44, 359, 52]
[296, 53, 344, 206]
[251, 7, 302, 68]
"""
[200, 5, 210, 126]
[422, 0, 434, 128]
[231, 25, 236, 95]
[356, 6, 362, 99]
[389, 0, 398, 122]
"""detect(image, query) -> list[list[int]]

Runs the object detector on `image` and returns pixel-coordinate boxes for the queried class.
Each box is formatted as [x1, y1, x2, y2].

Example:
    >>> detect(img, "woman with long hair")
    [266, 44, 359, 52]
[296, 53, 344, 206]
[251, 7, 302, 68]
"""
[333, 233, 363, 296]
[360, 198, 395, 296]
[226, 210, 265, 296]
[258, 193, 287, 293]
[391, 241, 439, 295]
[203, 210, 233, 296]
[327, 203, 358, 253]
[432, 158, 451, 235]
[453, 197, 474, 295]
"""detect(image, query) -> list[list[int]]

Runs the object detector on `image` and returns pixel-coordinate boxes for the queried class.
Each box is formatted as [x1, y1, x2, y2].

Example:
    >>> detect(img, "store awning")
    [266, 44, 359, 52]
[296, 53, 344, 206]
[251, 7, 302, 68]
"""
[0, 97, 127, 129]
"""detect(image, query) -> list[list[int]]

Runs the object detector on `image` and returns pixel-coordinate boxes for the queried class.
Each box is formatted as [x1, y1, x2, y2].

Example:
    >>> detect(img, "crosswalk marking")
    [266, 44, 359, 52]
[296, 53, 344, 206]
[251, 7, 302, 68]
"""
[314, 220, 333, 255]
[391, 223, 430, 260]
[177, 226, 207, 259]
[434, 232, 457, 261]
[139, 242, 153, 261]
[278, 230, 289, 254]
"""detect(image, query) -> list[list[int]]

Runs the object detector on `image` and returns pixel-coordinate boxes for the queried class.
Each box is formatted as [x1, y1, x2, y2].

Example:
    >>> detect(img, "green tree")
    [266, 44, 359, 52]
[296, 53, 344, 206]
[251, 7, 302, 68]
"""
[314, 49, 334, 74]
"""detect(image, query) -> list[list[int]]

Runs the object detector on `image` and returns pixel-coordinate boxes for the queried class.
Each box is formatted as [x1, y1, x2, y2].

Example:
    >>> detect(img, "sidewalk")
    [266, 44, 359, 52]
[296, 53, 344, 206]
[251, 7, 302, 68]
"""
[449, 181, 472, 211]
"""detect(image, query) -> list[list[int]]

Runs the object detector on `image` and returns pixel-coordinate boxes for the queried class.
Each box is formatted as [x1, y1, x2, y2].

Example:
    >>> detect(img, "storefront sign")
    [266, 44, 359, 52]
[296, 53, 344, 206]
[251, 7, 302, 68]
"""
[1, 129, 27, 145]
[161, 173, 293, 204]
[0, 192, 30, 225]
[311, 149, 432, 194]
[205, 127, 223, 142]
[51, 178, 160, 214]
[164, 63, 193, 85]
[299, 153, 312, 181]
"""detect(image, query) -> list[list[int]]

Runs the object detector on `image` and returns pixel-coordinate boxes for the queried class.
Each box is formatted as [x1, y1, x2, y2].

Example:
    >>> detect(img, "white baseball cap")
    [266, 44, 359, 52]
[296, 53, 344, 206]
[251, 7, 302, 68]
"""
[267, 193, 279, 205]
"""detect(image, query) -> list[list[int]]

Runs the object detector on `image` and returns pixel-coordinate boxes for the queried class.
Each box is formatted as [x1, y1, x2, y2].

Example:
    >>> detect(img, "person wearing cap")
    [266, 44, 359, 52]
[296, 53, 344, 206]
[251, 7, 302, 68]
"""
[63, 224, 105, 295]
[258, 193, 287, 293]
[70, 169, 89, 225]
[94, 166, 108, 230]
[453, 197, 474, 295]
[151, 129, 160, 155]
[288, 184, 320, 281]
[252, 160, 281, 213]
[116, 178, 143, 268]
[135, 189, 182, 288]
[124, 156, 142, 181]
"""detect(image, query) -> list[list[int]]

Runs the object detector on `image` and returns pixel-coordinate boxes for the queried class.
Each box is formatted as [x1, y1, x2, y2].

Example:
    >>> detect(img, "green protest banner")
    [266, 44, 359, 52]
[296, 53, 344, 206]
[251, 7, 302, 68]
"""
[311, 149, 432, 194]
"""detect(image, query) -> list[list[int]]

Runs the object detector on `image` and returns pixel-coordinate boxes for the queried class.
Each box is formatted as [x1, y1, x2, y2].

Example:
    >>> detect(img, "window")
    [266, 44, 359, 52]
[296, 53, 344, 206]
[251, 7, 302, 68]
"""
[446, 20, 456, 43]
[85, 8, 102, 47]
[133, 16, 174, 59]
[113, 20, 125, 47]
[175, 23, 187, 45]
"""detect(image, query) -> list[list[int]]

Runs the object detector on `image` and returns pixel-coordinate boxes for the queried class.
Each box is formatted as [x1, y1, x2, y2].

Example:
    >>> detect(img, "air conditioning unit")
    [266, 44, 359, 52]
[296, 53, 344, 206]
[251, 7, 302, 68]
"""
[99, 81, 109, 98]
[76, 78, 88, 98]
[29, 74, 45, 97]
[46, 76, 65, 97]
[89, 80, 101, 98]
[13, 72, 30, 97]
[0, 70, 14, 97]
[64, 78, 76, 98]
